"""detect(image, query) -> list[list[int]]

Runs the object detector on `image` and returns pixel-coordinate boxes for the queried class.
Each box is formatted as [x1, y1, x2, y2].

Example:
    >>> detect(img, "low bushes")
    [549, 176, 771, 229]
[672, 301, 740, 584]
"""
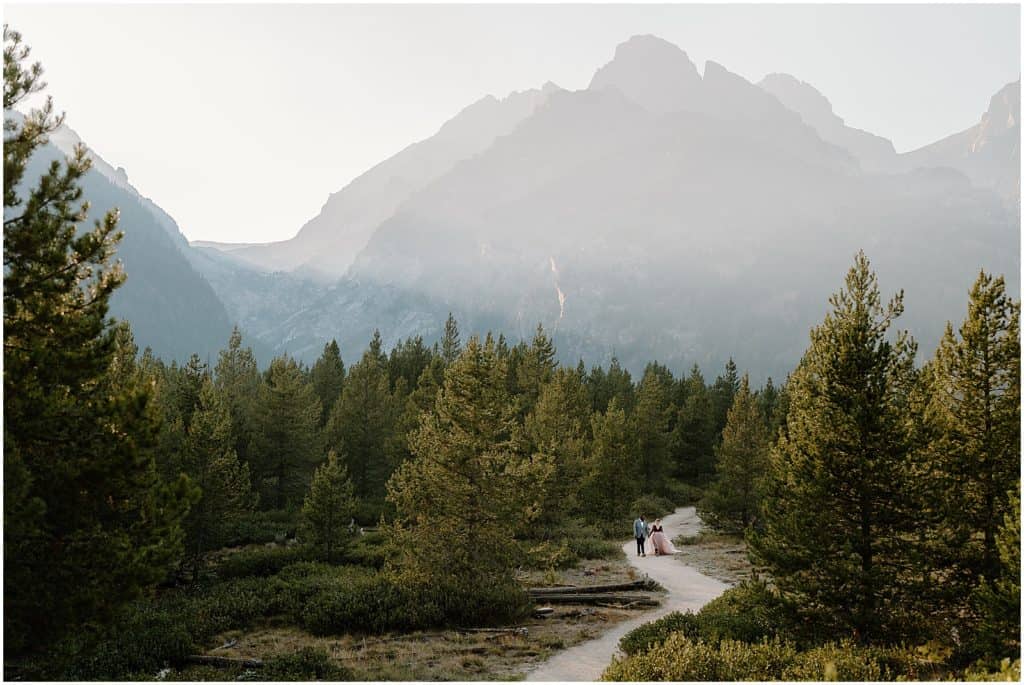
[260, 647, 352, 680]
[216, 544, 318, 580]
[605, 634, 927, 681]
[38, 561, 529, 680]
[628, 494, 677, 521]
[619, 611, 701, 655]
[301, 574, 530, 635]
[619, 580, 797, 656]
[224, 509, 300, 547]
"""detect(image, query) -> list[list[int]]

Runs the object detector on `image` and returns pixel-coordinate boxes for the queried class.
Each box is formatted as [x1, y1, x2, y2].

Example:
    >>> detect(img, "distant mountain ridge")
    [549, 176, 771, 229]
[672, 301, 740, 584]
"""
[9, 114, 238, 362]
[29, 34, 1015, 381]
[218, 82, 562, 280]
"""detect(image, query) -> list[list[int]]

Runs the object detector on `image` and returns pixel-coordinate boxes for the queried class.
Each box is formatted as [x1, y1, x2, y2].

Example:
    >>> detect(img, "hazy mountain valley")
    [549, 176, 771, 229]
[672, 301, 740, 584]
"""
[187, 35, 1018, 381]
[20, 35, 1017, 380]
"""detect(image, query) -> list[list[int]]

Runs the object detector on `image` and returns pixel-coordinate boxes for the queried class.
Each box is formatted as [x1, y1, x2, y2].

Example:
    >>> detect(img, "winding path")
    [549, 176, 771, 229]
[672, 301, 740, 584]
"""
[524, 507, 729, 681]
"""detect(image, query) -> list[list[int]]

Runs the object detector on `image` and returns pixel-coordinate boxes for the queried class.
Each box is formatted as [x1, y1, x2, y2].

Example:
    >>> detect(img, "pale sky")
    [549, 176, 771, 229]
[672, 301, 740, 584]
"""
[5, 3, 1020, 244]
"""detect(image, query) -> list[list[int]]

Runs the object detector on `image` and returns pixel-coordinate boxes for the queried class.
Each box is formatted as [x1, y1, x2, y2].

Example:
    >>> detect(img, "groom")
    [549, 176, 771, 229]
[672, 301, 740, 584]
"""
[633, 515, 649, 557]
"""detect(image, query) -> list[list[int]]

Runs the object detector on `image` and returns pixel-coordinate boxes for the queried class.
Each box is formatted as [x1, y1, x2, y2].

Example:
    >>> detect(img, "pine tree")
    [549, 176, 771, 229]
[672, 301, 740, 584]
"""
[588, 357, 635, 414]
[699, 374, 768, 532]
[387, 335, 432, 392]
[255, 356, 323, 509]
[213, 327, 263, 470]
[759, 377, 779, 430]
[526, 366, 591, 527]
[583, 398, 641, 523]
[971, 483, 1021, 660]
[302, 451, 358, 562]
[324, 347, 400, 503]
[386, 336, 550, 585]
[178, 380, 255, 579]
[310, 339, 345, 426]
[710, 357, 740, 434]
[748, 252, 920, 643]
[3, 27, 193, 654]
[671, 365, 717, 483]
[926, 272, 1020, 587]
[440, 312, 461, 366]
[515, 323, 558, 419]
[632, 365, 673, 487]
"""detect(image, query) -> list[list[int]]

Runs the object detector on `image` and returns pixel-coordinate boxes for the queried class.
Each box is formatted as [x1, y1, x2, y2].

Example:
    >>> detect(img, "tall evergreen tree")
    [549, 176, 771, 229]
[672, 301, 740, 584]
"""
[515, 323, 558, 419]
[302, 451, 358, 562]
[386, 336, 549, 586]
[178, 380, 255, 579]
[588, 356, 635, 414]
[3, 27, 193, 654]
[583, 398, 642, 523]
[926, 272, 1020, 586]
[387, 335, 432, 392]
[310, 339, 345, 426]
[971, 483, 1021, 660]
[213, 327, 263, 470]
[632, 365, 673, 487]
[699, 374, 768, 532]
[255, 356, 322, 509]
[526, 366, 591, 527]
[671, 365, 717, 482]
[440, 312, 461, 366]
[748, 252, 920, 643]
[324, 347, 400, 503]
[710, 357, 740, 434]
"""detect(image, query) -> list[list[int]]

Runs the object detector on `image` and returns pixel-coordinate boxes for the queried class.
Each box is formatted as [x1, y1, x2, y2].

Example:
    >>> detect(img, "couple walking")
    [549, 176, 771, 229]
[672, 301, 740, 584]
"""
[633, 515, 678, 557]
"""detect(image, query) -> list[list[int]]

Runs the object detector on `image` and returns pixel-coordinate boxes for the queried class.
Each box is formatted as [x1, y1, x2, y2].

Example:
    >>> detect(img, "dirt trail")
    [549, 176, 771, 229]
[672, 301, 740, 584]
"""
[524, 507, 729, 681]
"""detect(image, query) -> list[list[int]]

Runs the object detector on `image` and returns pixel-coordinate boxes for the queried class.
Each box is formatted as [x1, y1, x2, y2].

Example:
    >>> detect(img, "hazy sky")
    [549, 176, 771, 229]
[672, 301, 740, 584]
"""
[6, 3, 1020, 244]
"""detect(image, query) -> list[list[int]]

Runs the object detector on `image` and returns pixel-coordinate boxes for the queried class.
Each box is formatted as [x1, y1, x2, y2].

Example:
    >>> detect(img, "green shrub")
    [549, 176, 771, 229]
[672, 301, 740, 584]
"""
[781, 641, 922, 681]
[523, 539, 578, 570]
[344, 533, 388, 569]
[568, 535, 621, 561]
[604, 635, 797, 681]
[216, 544, 317, 580]
[697, 579, 800, 645]
[301, 574, 530, 636]
[620, 611, 700, 655]
[44, 604, 195, 680]
[619, 581, 802, 662]
[606, 634, 924, 682]
[225, 510, 300, 546]
[629, 494, 677, 521]
[664, 480, 704, 505]
[261, 647, 352, 680]
[964, 657, 1022, 681]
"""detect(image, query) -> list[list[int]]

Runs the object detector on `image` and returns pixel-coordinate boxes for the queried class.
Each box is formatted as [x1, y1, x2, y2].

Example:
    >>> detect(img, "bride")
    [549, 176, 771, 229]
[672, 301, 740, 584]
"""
[648, 518, 678, 555]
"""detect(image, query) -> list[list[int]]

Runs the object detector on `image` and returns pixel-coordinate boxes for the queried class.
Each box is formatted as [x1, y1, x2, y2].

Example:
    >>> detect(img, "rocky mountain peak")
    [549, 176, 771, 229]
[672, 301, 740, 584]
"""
[588, 34, 702, 114]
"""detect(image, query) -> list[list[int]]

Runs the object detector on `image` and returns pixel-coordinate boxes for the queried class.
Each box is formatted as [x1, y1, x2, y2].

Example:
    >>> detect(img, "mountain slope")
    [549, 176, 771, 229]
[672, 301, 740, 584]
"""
[900, 79, 1020, 201]
[320, 38, 1018, 380]
[13, 119, 236, 361]
[758, 72, 899, 172]
[218, 83, 562, 280]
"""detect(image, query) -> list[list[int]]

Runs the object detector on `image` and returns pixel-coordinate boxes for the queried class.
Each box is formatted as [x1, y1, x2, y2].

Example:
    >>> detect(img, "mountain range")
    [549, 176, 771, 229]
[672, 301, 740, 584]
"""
[12, 35, 1019, 380]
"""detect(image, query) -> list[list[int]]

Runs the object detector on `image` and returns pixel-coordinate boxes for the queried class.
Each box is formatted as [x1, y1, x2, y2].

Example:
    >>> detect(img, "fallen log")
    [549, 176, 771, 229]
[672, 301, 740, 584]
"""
[532, 592, 660, 605]
[596, 600, 658, 609]
[185, 655, 263, 669]
[458, 627, 529, 637]
[528, 579, 657, 595]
